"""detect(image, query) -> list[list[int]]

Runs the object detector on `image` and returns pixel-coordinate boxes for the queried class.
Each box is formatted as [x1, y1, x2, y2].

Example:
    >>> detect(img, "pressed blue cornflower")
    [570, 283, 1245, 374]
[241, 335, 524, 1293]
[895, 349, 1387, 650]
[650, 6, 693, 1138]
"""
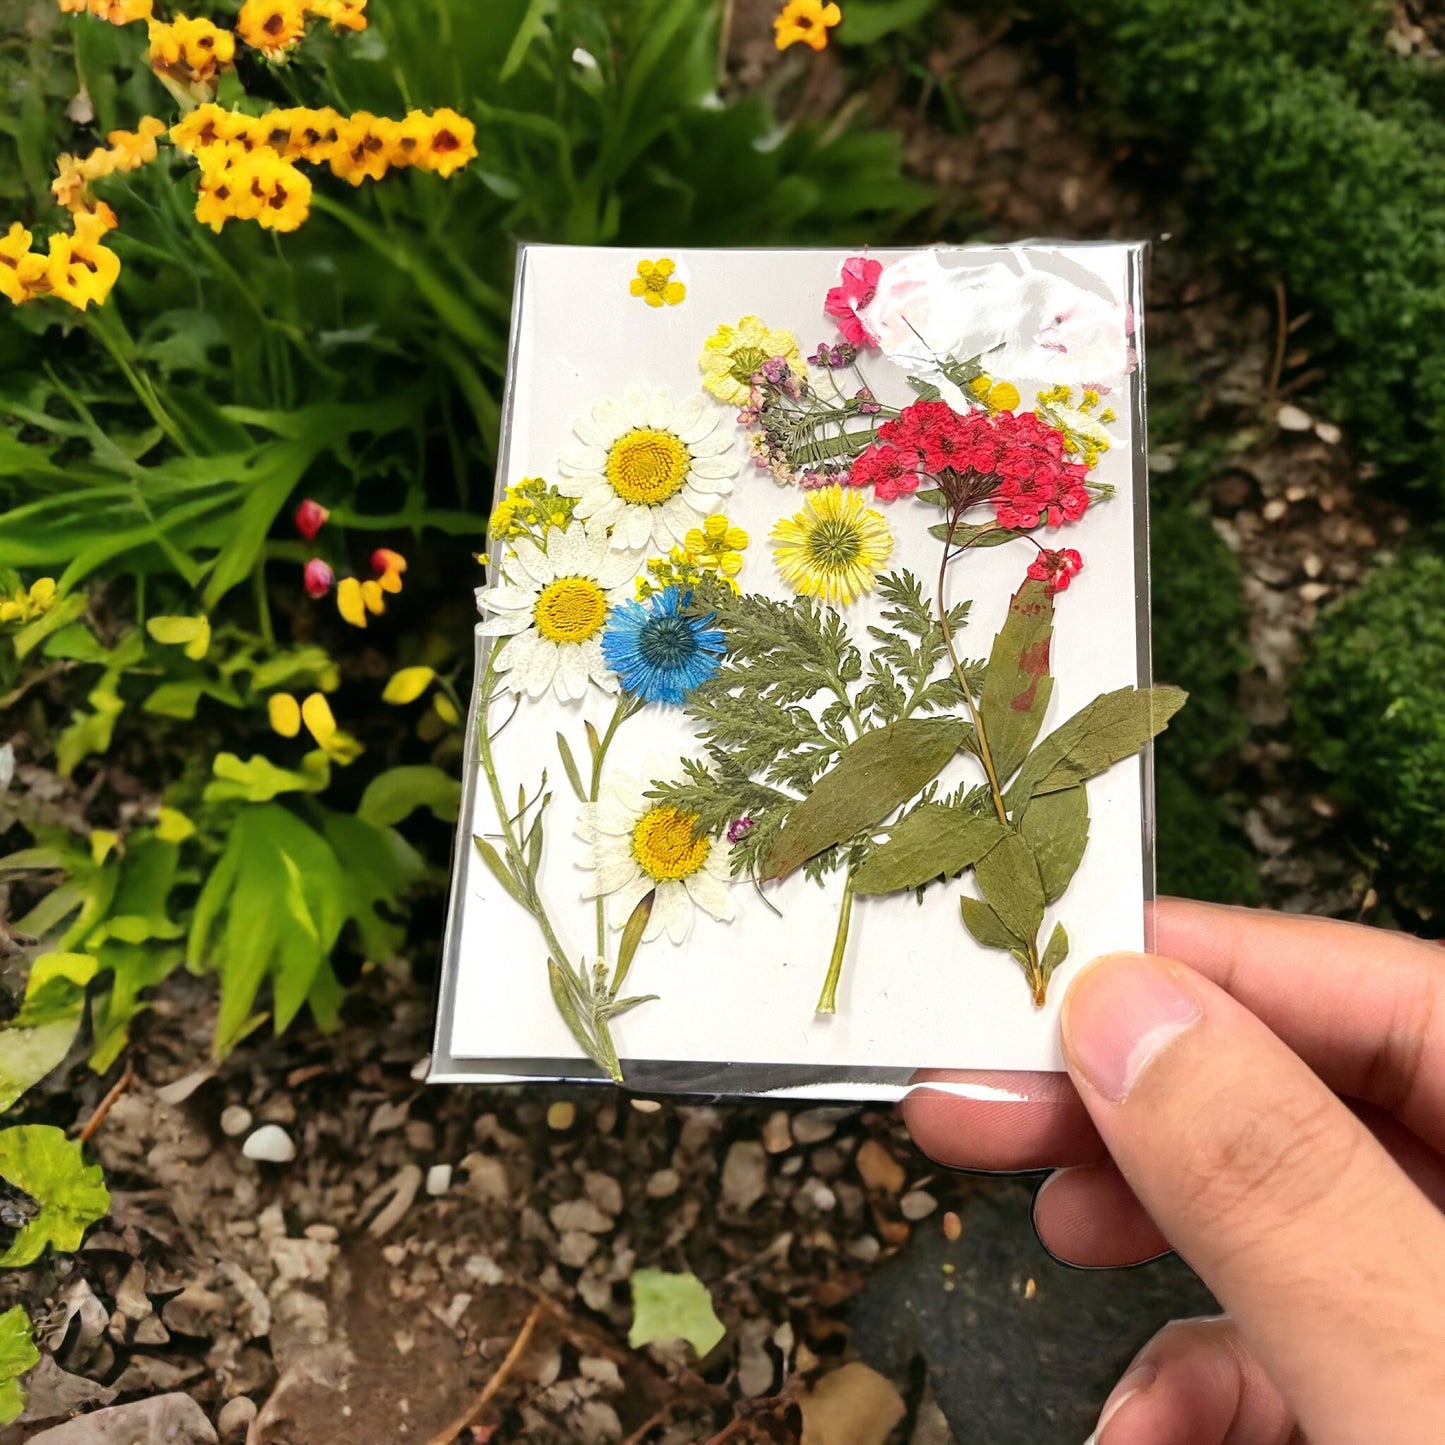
[601, 586, 725, 705]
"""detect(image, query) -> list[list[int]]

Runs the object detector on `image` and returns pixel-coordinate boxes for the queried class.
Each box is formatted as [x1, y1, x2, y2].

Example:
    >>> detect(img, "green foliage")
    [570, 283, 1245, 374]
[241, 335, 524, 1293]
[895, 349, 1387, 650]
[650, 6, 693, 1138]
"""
[0, 1305, 39, 1426]
[1293, 551, 1445, 912]
[628, 1268, 725, 1358]
[0, 1125, 109, 1267]
[0, 953, 97, 1112]
[1154, 764, 1260, 904]
[1030, 0, 1445, 492]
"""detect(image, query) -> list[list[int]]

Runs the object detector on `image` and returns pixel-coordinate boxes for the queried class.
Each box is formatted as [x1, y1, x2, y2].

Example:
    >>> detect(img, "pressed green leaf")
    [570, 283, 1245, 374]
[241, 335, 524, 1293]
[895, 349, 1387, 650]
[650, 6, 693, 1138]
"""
[761, 717, 970, 880]
[851, 804, 1007, 895]
[1018, 785, 1090, 904]
[960, 896, 1025, 954]
[973, 833, 1045, 947]
[0, 1125, 110, 1267]
[928, 520, 1023, 548]
[548, 961, 597, 1060]
[979, 578, 1054, 783]
[0, 1305, 38, 1427]
[629, 1269, 725, 1358]
[556, 731, 587, 802]
[473, 836, 530, 910]
[1007, 686, 1188, 810]
[358, 765, 462, 827]
[1040, 922, 1070, 989]
[612, 889, 654, 992]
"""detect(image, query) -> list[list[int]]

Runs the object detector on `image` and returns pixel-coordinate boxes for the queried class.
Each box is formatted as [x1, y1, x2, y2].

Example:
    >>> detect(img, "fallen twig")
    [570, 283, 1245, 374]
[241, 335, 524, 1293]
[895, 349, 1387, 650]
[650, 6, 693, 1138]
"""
[422, 1301, 545, 1445]
[76, 1063, 135, 1145]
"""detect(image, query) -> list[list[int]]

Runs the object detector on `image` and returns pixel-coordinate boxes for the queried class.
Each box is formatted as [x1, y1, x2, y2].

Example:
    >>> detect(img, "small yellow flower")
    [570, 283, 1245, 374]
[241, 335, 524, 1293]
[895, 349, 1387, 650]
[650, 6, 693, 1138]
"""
[770, 486, 892, 607]
[0, 224, 50, 307]
[773, 0, 841, 51]
[0, 576, 58, 625]
[336, 576, 367, 627]
[382, 666, 435, 704]
[699, 315, 804, 405]
[488, 478, 578, 543]
[307, 0, 367, 31]
[46, 208, 122, 311]
[432, 692, 459, 725]
[268, 692, 303, 737]
[237, 0, 308, 56]
[61, 0, 153, 22]
[170, 104, 253, 155]
[146, 15, 237, 88]
[192, 148, 311, 232]
[629, 257, 685, 308]
[108, 116, 168, 168]
[329, 112, 394, 186]
[408, 108, 477, 178]
[684, 512, 749, 580]
[300, 691, 363, 764]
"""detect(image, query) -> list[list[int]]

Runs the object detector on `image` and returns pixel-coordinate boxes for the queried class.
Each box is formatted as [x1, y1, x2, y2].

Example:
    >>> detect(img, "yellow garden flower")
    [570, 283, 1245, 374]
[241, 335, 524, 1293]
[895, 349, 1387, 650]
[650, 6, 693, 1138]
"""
[684, 512, 748, 581]
[268, 692, 302, 737]
[170, 104, 254, 156]
[51, 118, 167, 213]
[773, 0, 842, 51]
[371, 547, 407, 595]
[45, 207, 121, 311]
[629, 257, 685, 308]
[409, 108, 477, 178]
[237, 0, 308, 56]
[147, 15, 237, 89]
[0, 577, 59, 625]
[336, 575, 387, 628]
[770, 485, 892, 606]
[488, 477, 579, 544]
[699, 314, 803, 405]
[193, 147, 311, 232]
[0, 223, 50, 306]
[329, 112, 394, 185]
[307, 0, 367, 30]
[60, 0, 153, 22]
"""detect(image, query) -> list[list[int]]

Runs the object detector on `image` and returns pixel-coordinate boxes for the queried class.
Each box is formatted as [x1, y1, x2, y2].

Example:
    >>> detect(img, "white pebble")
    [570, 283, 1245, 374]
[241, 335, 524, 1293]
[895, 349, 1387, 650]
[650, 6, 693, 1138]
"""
[900, 1190, 938, 1221]
[1276, 403, 1313, 432]
[1315, 420, 1343, 445]
[426, 1164, 452, 1196]
[242, 1124, 296, 1163]
[220, 1105, 253, 1137]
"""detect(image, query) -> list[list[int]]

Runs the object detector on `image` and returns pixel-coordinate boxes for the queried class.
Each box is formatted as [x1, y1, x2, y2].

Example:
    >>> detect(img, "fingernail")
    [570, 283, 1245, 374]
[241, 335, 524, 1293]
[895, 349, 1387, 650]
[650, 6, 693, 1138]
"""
[1095, 1363, 1157, 1439]
[1063, 954, 1200, 1102]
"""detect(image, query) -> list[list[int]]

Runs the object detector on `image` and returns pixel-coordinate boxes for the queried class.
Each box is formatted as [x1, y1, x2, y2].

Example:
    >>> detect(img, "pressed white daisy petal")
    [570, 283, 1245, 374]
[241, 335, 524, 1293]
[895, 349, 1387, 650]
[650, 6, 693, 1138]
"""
[621, 505, 654, 550]
[576, 492, 625, 529]
[575, 806, 599, 844]
[689, 431, 737, 458]
[557, 645, 589, 700]
[595, 551, 642, 589]
[477, 612, 533, 637]
[558, 443, 607, 472]
[574, 413, 618, 450]
[610, 772, 648, 815]
[592, 850, 638, 892]
[593, 397, 627, 434]
[647, 387, 674, 429]
[682, 474, 733, 501]
[651, 882, 692, 943]
[593, 797, 638, 835]
[610, 872, 655, 926]
[623, 383, 648, 428]
[672, 393, 709, 439]
[509, 537, 554, 586]
[684, 869, 735, 922]
[689, 456, 740, 481]
[477, 583, 537, 613]
[578, 634, 611, 682]
[546, 523, 589, 574]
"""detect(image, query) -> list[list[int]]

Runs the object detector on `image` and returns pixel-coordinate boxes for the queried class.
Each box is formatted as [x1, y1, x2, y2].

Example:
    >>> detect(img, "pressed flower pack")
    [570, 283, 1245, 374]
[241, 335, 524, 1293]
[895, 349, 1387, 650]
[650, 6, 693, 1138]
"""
[433, 243, 1178, 1097]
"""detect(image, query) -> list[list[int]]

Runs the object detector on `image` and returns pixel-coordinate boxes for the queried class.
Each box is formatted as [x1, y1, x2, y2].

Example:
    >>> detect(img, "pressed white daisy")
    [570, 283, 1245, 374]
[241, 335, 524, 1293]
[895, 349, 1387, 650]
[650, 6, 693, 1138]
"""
[476, 522, 641, 701]
[577, 761, 736, 944]
[559, 383, 739, 552]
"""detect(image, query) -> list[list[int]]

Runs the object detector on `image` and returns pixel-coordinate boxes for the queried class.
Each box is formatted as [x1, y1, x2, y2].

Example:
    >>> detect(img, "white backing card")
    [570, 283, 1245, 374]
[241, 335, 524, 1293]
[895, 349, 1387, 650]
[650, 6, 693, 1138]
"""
[432, 242, 1153, 1095]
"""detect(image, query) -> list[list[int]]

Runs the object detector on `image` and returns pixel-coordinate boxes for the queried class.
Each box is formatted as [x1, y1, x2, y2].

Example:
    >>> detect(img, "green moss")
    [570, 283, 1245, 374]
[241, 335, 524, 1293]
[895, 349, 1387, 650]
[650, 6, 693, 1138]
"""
[1155, 762, 1260, 904]
[1293, 551, 1445, 910]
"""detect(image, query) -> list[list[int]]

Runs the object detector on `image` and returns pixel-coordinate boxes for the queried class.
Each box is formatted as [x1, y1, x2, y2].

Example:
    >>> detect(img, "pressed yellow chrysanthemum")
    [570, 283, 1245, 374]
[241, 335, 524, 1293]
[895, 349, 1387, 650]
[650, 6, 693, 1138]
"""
[699, 314, 803, 405]
[0, 224, 50, 306]
[684, 512, 748, 580]
[773, 0, 841, 51]
[770, 486, 893, 607]
[967, 374, 1021, 413]
[629, 257, 685, 308]
[236, 0, 308, 57]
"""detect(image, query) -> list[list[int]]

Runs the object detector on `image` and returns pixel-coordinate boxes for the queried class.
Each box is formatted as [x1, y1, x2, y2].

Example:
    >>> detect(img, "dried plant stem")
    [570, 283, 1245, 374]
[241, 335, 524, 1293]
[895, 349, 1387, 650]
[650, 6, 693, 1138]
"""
[816, 874, 855, 1014]
[589, 694, 634, 958]
[76, 1063, 135, 1145]
[422, 1301, 545, 1445]
[937, 517, 1009, 826]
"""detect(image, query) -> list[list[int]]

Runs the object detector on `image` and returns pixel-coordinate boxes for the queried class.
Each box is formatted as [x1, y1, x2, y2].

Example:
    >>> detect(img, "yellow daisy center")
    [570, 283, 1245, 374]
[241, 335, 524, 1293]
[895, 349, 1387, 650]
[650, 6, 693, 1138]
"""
[727, 344, 769, 385]
[631, 806, 711, 881]
[807, 517, 862, 569]
[534, 576, 608, 644]
[606, 428, 690, 506]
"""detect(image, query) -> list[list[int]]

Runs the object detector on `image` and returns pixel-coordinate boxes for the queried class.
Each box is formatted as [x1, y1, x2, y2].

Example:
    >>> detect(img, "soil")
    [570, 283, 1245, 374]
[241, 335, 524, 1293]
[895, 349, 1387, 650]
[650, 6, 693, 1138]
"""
[2, 8, 1409, 1445]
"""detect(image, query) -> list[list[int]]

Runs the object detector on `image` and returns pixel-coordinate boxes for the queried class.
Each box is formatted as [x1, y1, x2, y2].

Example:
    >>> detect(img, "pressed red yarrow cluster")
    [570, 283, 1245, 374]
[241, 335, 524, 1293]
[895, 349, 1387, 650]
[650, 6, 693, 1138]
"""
[852, 400, 1093, 531]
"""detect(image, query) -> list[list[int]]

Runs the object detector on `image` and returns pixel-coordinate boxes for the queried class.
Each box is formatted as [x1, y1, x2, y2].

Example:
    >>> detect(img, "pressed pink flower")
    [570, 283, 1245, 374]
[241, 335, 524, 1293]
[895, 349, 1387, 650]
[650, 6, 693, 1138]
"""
[824, 256, 882, 349]
[303, 558, 334, 598]
[1026, 547, 1084, 594]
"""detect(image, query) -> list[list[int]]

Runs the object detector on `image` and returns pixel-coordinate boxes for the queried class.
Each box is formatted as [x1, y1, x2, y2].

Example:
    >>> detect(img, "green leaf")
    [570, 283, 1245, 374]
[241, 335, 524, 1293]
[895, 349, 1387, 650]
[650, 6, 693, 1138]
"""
[555, 731, 587, 803]
[979, 578, 1054, 783]
[548, 961, 597, 1060]
[834, 0, 942, 44]
[204, 751, 331, 804]
[960, 896, 1025, 953]
[928, 521, 1023, 548]
[973, 833, 1045, 947]
[0, 1305, 38, 1427]
[628, 1268, 725, 1358]
[1040, 922, 1070, 989]
[1006, 686, 1189, 810]
[0, 953, 99, 1112]
[499, 0, 557, 80]
[0, 1125, 110, 1267]
[851, 804, 1007, 895]
[13, 590, 86, 661]
[358, 765, 461, 827]
[612, 889, 653, 993]
[473, 836, 530, 910]
[761, 717, 970, 880]
[1018, 785, 1090, 904]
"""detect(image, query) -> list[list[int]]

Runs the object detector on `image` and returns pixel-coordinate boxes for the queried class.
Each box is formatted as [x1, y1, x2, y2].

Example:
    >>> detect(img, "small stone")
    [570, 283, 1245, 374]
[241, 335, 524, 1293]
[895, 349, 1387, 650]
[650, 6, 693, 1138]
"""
[241, 1125, 295, 1164]
[791, 1107, 851, 1145]
[943, 1211, 963, 1242]
[218, 1396, 257, 1440]
[220, 1106, 253, 1138]
[794, 1178, 836, 1214]
[556, 1230, 599, 1268]
[368, 1099, 410, 1135]
[1284, 483, 1310, 503]
[580, 1356, 622, 1389]
[382, 1244, 406, 1267]
[645, 1169, 681, 1199]
[844, 1234, 881, 1263]
[257, 1094, 295, 1125]
[405, 1119, 436, 1153]
[1299, 582, 1332, 604]
[721, 1141, 769, 1212]
[899, 1190, 938, 1221]
[1276, 403, 1313, 432]
[425, 1164, 452, 1196]
[1261, 498, 1289, 522]
[550, 1199, 614, 1235]
[762, 1111, 793, 1154]
[584, 1172, 624, 1217]
[1302, 554, 1324, 578]
[1315, 420, 1342, 445]
[304, 1223, 339, 1243]
[458, 1152, 509, 1204]
[464, 1254, 504, 1285]
[547, 1101, 576, 1130]
[854, 1139, 906, 1196]
[630, 1099, 663, 1115]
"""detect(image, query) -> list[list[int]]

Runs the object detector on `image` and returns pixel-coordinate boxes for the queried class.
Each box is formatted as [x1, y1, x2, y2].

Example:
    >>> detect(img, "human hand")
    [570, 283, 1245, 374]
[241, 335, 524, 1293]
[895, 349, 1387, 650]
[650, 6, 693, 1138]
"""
[903, 898, 1445, 1445]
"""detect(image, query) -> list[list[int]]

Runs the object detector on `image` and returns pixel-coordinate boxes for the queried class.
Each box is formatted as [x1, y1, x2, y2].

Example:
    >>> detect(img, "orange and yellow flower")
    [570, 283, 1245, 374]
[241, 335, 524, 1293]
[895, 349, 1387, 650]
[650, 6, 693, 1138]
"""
[51, 117, 167, 212]
[147, 14, 236, 89]
[236, 0, 308, 57]
[45, 206, 122, 311]
[0, 224, 50, 307]
[59, 0, 153, 23]
[306, 0, 366, 30]
[773, 0, 841, 51]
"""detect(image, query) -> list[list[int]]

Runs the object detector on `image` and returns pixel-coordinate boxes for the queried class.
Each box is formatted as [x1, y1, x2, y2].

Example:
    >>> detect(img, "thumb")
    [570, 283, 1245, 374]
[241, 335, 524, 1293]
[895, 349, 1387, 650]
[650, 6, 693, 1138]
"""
[1060, 952, 1445, 1445]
